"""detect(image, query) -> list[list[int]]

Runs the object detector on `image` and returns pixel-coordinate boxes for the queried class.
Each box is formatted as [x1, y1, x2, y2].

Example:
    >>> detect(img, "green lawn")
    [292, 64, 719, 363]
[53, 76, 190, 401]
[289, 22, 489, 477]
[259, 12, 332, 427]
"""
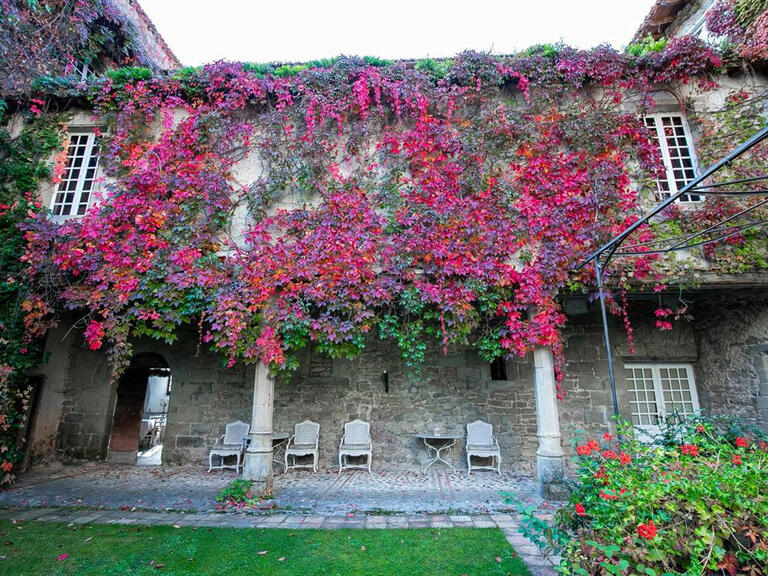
[0, 520, 531, 575]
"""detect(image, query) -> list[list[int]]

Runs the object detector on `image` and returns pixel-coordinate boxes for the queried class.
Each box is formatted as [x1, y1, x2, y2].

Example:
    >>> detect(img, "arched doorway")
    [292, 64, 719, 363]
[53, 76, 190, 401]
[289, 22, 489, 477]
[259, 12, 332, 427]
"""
[107, 353, 171, 465]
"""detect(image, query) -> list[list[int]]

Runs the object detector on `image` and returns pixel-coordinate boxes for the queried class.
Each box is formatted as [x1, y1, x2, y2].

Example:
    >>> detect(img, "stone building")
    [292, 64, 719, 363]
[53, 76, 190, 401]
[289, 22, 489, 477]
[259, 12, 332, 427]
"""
[11, 0, 768, 497]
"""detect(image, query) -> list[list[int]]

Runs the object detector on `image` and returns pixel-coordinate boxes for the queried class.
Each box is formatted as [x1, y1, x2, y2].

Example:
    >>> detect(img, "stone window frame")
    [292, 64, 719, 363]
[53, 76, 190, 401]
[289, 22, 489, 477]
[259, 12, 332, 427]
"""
[624, 362, 701, 436]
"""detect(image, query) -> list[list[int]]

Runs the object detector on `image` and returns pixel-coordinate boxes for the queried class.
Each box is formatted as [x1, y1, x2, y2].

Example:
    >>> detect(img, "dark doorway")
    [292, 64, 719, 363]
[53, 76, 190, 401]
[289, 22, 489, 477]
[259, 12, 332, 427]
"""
[107, 353, 170, 465]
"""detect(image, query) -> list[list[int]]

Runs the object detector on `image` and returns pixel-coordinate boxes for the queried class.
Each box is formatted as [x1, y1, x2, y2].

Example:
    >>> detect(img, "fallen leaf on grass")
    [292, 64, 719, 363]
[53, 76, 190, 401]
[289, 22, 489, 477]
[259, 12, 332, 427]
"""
[278, 557, 286, 562]
[361, 546, 366, 551]
[257, 550, 268, 556]
[172, 525, 180, 529]
[57, 554, 69, 561]
[495, 557, 502, 563]
[84, 537, 93, 543]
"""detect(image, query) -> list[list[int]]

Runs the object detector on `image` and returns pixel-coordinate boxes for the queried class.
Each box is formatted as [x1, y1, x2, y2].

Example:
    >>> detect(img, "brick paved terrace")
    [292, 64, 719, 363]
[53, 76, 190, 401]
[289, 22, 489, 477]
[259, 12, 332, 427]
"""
[0, 463, 546, 515]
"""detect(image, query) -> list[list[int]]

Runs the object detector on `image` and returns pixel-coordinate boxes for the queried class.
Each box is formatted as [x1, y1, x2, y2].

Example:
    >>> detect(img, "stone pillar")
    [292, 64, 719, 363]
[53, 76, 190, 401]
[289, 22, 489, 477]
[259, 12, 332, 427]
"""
[532, 345, 566, 499]
[243, 362, 274, 492]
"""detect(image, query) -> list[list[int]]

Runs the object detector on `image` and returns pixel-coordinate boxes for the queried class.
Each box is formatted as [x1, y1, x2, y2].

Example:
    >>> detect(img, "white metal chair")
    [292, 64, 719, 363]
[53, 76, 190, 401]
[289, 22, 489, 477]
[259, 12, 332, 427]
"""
[466, 420, 501, 474]
[284, 420, 320, 473]
[208, 420, 250, 473]
[338, 419, 372, 473]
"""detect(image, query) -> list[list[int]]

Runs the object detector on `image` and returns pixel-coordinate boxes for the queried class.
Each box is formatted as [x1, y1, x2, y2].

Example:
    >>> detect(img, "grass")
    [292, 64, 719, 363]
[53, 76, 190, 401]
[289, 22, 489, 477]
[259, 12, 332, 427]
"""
[0, 520, 532, 575]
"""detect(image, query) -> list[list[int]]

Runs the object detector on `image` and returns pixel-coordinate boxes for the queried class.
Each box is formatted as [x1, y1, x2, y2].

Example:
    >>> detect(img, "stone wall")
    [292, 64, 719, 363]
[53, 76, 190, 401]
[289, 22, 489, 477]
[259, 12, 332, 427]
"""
[271, 342, 539, 472]
[694, 289, 768, 431]
[28, 289, 768, 471]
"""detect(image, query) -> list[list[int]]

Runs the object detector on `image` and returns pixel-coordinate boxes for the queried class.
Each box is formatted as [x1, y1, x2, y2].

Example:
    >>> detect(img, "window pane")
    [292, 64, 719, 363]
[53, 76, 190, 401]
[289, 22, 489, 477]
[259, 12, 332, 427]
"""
[644, 114, 699, 203]
[625, 366, 659, 426]
[660, 367, 696, 419]
[51, 132, 99, 216]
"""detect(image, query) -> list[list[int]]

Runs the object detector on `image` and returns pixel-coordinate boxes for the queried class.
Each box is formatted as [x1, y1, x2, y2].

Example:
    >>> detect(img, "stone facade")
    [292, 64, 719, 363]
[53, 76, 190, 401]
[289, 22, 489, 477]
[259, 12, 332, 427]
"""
[694, 289, 768, 430]
[27, 290, 768, 474]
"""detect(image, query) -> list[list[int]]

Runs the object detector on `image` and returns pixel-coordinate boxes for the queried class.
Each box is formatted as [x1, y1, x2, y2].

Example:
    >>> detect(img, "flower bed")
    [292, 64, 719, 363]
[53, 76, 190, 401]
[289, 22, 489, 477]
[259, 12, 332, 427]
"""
[515, 418, 768, 575]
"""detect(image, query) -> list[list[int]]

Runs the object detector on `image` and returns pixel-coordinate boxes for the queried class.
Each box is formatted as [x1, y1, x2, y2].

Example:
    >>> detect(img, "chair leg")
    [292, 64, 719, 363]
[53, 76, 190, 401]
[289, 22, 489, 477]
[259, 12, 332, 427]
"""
[208, 453, 213, 473]
[339, 452, 343, 473]
[367, 454, 371, 474]
[284, 451, 289, 474]
[313, 452, 317, 473]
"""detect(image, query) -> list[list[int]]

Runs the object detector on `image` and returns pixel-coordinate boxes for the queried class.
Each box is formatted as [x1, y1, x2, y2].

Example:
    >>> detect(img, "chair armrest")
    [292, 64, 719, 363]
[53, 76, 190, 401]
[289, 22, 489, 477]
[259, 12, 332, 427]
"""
[286, 434, 295, 448]
[211, 435, 225, 450]
[339, 435, 346, 448]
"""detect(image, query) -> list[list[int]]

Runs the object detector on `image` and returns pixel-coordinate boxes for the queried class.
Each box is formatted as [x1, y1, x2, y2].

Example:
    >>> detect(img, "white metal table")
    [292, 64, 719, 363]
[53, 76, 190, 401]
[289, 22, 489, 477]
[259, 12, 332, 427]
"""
[271, 432, 289, 470]
[413, 432, 462, 470]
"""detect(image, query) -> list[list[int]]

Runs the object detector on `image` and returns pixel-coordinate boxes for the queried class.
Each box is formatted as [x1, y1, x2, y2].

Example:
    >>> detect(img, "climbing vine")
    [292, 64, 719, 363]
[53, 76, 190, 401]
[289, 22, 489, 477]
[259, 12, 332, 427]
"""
[16, 40, 725, 383]
[707, 0, 768, 61]
[0, 97, 66, 483]
[0, 0, 175, 93]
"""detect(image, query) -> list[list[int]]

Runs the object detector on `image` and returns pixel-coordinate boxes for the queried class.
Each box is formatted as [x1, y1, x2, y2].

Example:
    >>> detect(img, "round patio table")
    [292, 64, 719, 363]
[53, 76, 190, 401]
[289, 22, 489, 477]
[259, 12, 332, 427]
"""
[413, 433, 462, 470]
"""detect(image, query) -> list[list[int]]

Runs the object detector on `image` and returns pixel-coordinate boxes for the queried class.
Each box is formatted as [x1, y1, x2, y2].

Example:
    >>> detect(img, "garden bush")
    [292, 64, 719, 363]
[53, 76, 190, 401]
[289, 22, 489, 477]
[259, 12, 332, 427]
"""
[214, 478, 274, 511]
[514, 418, 768, 575]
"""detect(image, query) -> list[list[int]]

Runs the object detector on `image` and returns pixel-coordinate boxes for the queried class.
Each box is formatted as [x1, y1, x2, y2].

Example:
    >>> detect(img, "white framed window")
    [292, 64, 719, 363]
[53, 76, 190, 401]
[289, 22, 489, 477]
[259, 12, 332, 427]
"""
[643, 113, 701, 203]
[624, 363, 700, 435]
[51, 131, 100, 217]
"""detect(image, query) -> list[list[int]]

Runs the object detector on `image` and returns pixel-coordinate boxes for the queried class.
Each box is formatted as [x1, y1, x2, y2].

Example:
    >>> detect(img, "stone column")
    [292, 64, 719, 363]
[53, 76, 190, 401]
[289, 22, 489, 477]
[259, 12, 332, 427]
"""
[532, 345, 566, 498]
[243, 362, 274, 492]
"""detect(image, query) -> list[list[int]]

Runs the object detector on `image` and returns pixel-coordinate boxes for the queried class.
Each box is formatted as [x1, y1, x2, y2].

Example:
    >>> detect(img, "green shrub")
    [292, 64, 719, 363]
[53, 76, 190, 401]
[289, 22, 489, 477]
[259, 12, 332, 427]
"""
[627, 35, 669, 57]
[105, 67, 153, 84]
[214, 478, 273, 511]
[511, 418, 768, 575]
[414, 58, 453, 79]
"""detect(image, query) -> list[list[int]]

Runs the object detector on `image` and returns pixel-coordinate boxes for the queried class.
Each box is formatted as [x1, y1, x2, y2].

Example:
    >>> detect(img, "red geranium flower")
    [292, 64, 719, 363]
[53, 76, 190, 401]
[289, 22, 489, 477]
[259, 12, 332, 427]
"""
[574, 503, 586, 516]
[602, 450, 618, 460]
[732, 454, 742, 465]
[576, 439, 600, 456]
[599, 489, 621, 501]
[735, 437, 749, 448]
[603, 432, 613, 441]
[680, 444, 699, 456]
[637, 521, 657, 540]
[696, 424, 705, 433]
[619, 452, 631, 465]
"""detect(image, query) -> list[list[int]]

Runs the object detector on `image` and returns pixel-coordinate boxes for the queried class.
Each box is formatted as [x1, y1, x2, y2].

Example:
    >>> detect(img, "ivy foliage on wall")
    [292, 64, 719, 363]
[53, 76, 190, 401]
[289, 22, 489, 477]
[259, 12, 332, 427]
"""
[18, 40, 726, 383]
[0, 0, 171, 93]
[0, 97, 65, 483]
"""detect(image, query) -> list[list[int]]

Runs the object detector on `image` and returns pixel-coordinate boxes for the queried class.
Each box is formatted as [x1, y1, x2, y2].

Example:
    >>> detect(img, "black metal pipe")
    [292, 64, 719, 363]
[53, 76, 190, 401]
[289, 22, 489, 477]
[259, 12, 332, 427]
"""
[594, 257, 620, 418]
[576, 124, 768, 271]
[687, 174, 768, 190]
